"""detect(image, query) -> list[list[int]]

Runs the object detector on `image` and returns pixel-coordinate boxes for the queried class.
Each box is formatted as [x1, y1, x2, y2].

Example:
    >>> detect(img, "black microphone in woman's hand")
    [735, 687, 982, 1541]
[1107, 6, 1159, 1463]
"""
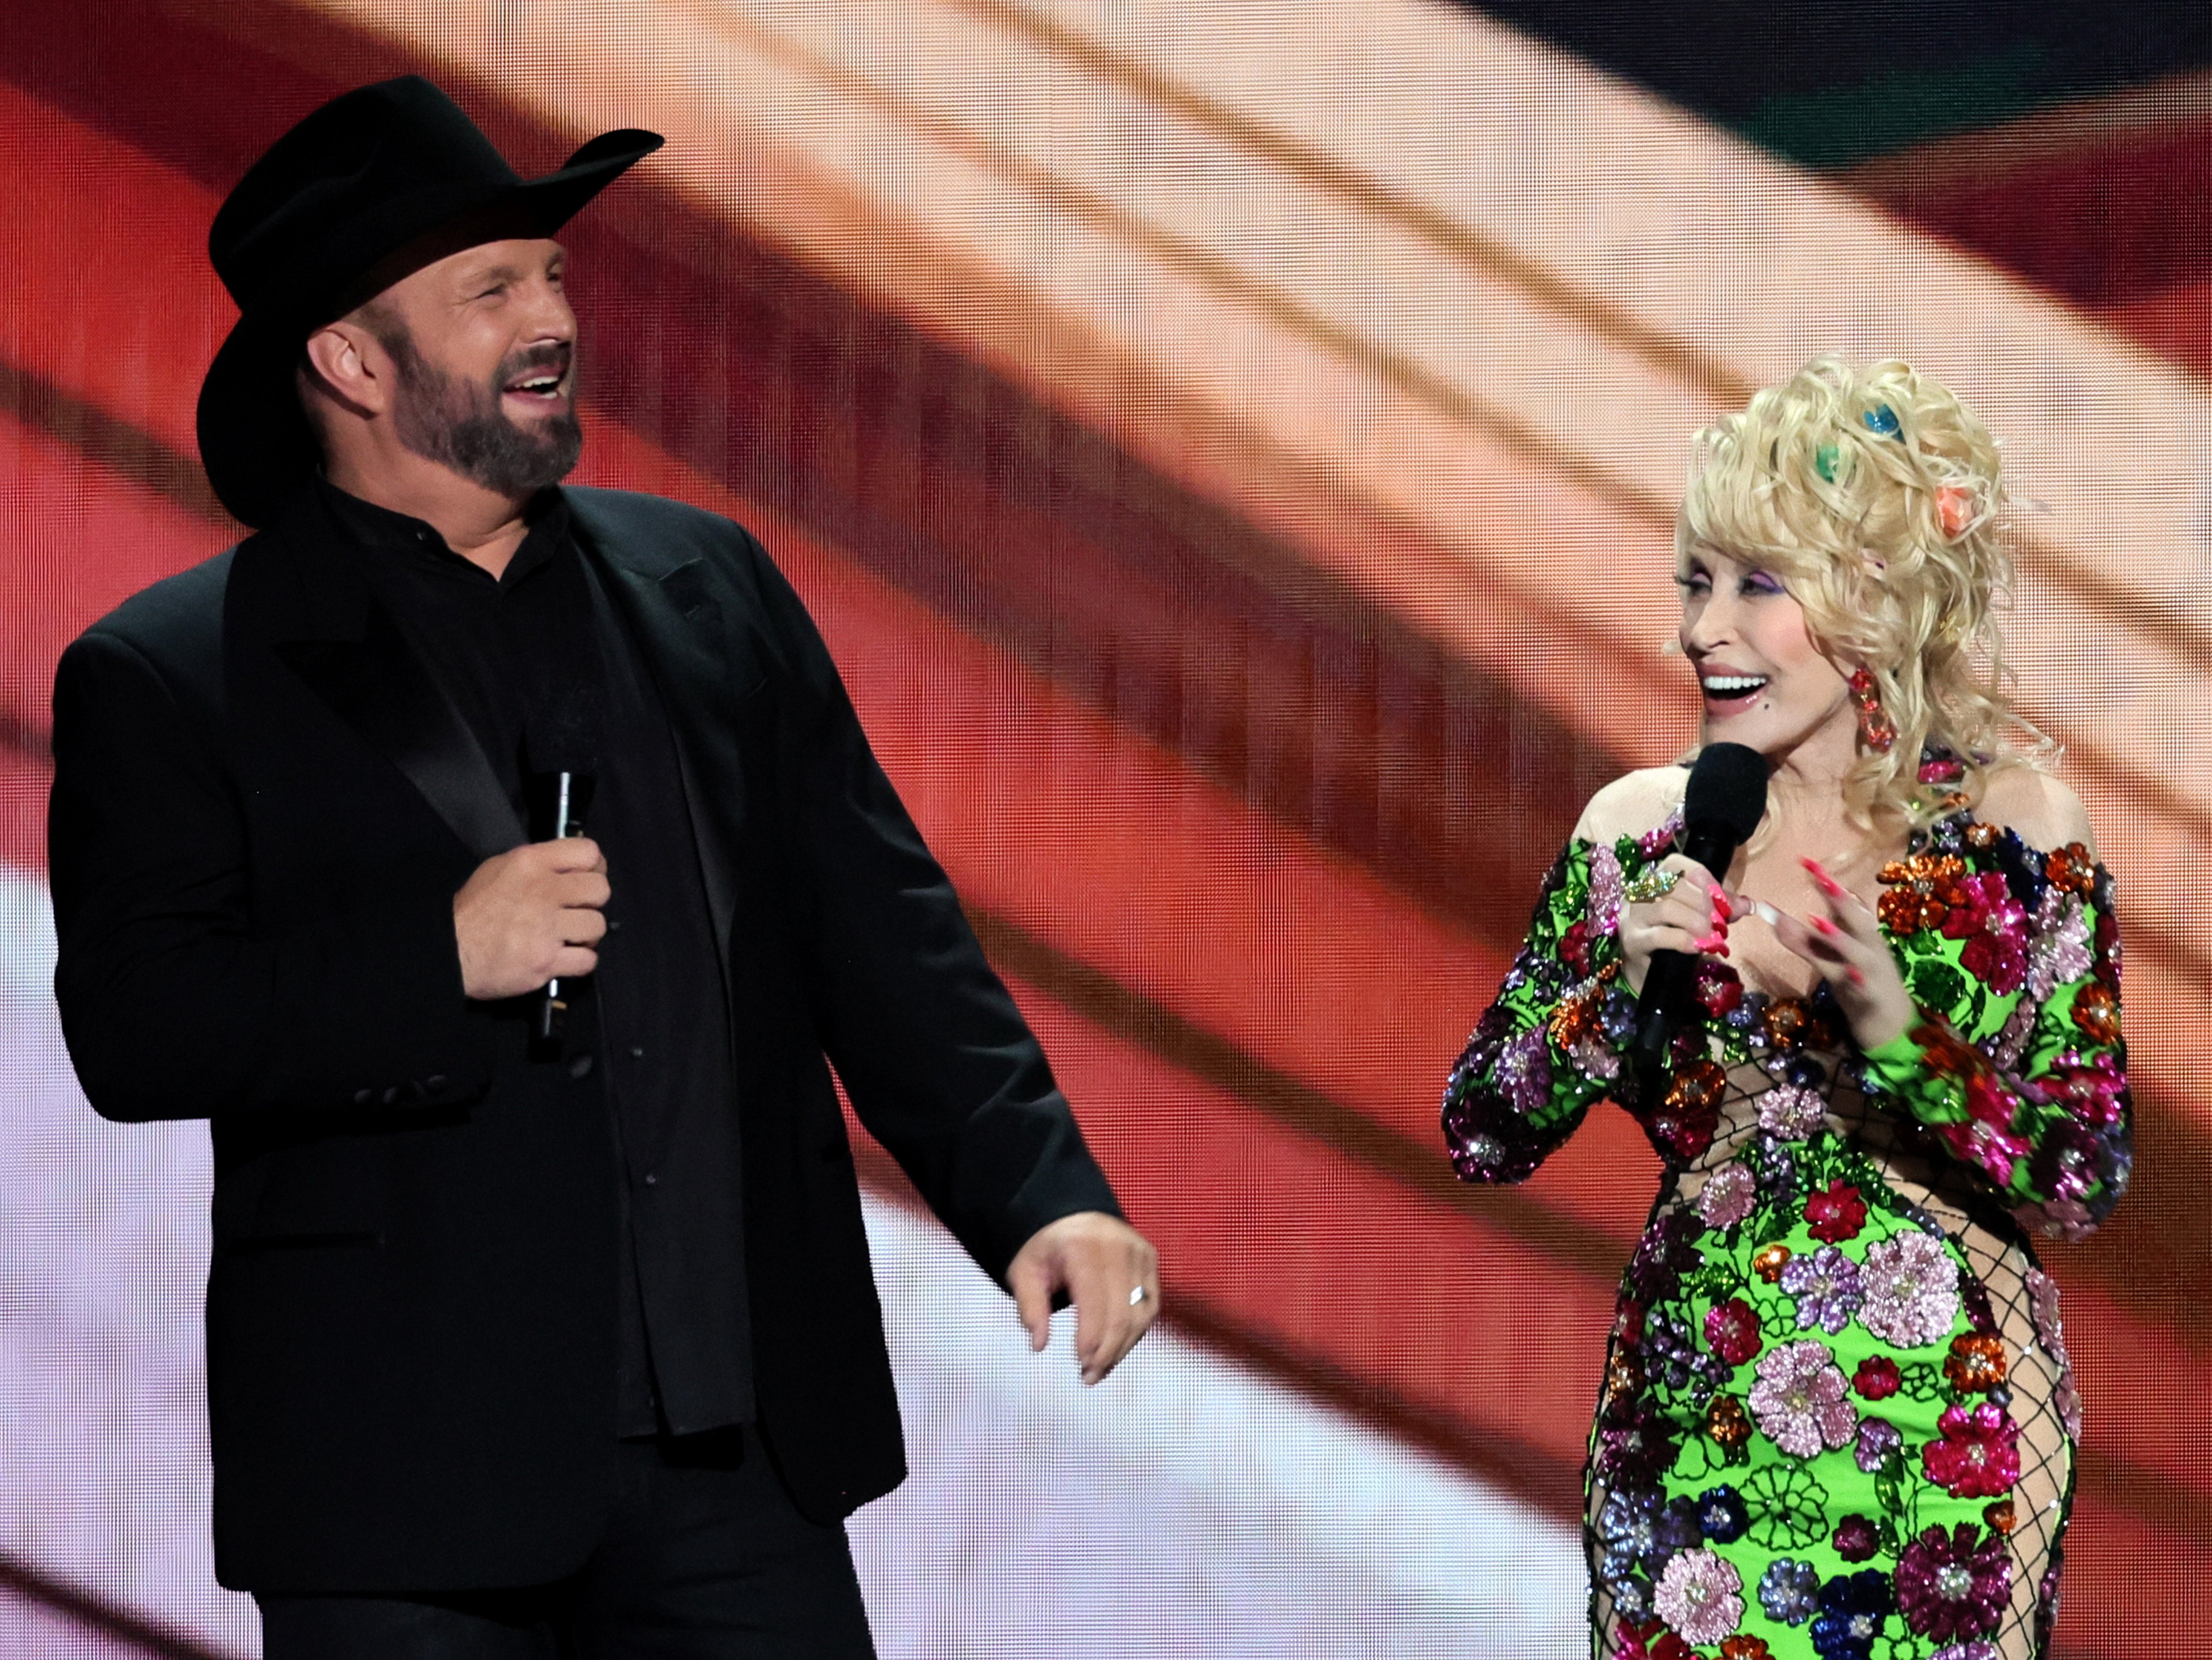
[1630, 743, 1770, 1089]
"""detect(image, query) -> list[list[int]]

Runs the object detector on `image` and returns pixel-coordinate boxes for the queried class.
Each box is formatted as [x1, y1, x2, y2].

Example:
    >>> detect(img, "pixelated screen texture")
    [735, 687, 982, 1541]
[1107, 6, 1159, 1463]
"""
[2, 3, 2209, 1657]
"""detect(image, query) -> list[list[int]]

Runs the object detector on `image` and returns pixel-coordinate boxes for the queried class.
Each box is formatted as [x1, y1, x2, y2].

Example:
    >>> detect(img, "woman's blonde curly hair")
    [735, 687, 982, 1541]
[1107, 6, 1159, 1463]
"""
[1679, 354, 2047, 835]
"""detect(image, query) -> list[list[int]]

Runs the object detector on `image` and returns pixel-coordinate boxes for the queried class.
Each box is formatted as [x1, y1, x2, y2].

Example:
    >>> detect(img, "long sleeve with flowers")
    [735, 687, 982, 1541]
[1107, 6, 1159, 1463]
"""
[1442, 823, 1666, 1185]
[1858, 828, 2131, 1241]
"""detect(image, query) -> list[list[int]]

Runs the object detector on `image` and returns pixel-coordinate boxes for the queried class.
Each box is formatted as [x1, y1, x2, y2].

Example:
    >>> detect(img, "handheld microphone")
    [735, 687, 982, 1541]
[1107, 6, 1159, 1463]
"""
[525, 701, 600, 1050]
[1630, 742, 1769, 1091]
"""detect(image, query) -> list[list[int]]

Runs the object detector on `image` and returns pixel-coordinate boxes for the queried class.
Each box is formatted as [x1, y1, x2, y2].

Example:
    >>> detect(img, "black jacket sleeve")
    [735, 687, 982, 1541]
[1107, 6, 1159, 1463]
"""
[744, 537, 1123, 1284]
[49, 629, 491, 1124]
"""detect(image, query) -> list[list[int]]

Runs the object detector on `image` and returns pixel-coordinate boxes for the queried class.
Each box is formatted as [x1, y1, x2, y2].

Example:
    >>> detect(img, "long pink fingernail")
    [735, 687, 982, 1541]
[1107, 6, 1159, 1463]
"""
[1810, 915, 1839, 937]
[1801, 857, 1847, 898]
[1847, 966, 1866, 987]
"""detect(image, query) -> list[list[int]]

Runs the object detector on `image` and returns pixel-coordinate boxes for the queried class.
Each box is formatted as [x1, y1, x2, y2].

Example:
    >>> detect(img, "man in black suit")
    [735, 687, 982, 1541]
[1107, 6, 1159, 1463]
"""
[47, 77, 1156, 1659]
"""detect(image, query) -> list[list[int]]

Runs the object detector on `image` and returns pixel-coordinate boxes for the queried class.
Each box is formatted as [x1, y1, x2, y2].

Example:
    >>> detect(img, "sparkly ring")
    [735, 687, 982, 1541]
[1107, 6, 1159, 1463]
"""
[1623, 867, 1682, 904]
[1129, 1285, 1148, 1307]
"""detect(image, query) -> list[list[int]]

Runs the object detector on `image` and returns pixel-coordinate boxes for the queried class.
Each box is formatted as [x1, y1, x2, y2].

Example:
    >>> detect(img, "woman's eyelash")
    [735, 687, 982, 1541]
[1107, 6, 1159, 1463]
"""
[1673, 571, 1780, 595]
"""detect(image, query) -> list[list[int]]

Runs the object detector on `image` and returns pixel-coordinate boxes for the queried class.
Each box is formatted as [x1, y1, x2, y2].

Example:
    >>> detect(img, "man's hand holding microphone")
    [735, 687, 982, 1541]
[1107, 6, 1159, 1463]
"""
[452, 839, 609, 1001]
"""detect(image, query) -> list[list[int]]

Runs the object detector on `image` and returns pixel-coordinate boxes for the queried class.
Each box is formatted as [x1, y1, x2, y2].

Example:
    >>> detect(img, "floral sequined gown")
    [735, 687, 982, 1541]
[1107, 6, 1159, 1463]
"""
[1443, 807, 2129, 1660]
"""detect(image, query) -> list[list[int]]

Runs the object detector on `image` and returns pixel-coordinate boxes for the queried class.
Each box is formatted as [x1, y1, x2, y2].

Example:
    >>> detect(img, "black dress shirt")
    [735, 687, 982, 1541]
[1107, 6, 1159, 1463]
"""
[318, 477, 751, 1437]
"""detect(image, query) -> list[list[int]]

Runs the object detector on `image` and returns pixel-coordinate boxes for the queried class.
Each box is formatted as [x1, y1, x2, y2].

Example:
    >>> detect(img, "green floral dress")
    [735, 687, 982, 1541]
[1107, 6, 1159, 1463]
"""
[1443, 802, 2129, 1660]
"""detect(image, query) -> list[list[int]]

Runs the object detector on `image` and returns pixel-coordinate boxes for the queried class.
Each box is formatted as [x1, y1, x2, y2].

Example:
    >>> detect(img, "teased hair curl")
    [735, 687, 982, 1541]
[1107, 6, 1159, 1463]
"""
[1679, 354, 2048, 835]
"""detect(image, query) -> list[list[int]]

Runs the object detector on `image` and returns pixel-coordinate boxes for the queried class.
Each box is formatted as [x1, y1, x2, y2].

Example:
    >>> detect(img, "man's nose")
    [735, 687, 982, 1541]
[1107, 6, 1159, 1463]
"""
[520, 280, 576, 343]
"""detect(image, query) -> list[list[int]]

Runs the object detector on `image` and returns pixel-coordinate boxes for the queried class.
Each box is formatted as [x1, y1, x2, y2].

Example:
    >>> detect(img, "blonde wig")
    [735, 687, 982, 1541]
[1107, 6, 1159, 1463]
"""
[1679, 354, 2046, 835]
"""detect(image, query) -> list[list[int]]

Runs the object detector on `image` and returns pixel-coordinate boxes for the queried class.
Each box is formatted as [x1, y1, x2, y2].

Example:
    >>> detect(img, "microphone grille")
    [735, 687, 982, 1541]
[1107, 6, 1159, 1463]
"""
[1684, 742, 1769, 843]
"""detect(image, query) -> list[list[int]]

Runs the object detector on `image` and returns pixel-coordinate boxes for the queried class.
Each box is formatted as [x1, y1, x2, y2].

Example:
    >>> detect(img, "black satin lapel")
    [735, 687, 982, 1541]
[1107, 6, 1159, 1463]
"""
[276, 606, 526, 860]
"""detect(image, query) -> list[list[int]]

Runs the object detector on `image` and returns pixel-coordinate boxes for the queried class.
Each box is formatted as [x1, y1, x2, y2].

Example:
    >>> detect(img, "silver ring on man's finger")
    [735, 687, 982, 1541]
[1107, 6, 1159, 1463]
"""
[1129, 1285, 1147, 1306]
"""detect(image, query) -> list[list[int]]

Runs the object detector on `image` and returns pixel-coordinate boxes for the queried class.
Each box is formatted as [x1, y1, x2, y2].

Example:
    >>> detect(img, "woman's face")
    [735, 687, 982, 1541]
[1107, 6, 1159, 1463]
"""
[1676, 542, 1855, 760]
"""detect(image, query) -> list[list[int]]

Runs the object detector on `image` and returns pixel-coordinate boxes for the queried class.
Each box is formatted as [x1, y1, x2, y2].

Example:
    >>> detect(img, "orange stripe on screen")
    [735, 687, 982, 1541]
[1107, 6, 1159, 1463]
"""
[0, 79, 230, 462]
[0, 416, 230, 728]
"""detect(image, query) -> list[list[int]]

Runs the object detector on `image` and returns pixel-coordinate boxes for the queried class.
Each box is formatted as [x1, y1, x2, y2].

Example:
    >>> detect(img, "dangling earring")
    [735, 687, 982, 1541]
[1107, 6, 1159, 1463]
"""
[1849, 668, 1896, 753]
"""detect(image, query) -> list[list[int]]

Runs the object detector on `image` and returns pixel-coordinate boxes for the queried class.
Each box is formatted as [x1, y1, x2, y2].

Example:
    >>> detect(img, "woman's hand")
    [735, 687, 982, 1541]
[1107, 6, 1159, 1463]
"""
[1619, 855, 1734, 996]
[1773, 858, 1915, 1051]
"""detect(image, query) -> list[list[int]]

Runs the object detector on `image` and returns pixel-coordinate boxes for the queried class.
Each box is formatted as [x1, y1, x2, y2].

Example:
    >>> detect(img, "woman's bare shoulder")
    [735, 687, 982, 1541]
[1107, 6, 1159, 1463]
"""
[1573, 766, 1690, 845]
[1977, 765, 2098, 858]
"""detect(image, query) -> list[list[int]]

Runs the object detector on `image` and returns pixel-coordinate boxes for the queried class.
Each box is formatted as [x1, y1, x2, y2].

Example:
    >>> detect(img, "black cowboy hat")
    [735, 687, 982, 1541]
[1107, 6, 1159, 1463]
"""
[197, 76, 662, 527]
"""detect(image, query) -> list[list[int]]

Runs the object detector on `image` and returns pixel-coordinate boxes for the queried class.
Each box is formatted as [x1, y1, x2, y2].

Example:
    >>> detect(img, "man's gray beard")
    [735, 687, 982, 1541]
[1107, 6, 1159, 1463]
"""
[377, 322, 582, 496]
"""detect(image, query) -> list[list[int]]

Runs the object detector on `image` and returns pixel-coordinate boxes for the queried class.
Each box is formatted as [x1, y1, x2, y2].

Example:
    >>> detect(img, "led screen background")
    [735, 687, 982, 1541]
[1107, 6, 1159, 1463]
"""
[2, 3, 2210, 1656]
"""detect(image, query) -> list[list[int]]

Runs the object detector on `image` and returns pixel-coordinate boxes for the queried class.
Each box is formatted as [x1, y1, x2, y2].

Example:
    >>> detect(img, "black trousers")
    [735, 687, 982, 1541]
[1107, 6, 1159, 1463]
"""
[256, 1429, 877, 1659]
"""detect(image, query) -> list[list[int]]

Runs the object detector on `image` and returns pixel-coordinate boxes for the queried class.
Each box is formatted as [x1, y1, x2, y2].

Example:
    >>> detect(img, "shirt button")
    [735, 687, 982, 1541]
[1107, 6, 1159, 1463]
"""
[629, 1046, 645, 1060]
[642, 1171, 658, 1187]
[568, 1053, 595, 1079]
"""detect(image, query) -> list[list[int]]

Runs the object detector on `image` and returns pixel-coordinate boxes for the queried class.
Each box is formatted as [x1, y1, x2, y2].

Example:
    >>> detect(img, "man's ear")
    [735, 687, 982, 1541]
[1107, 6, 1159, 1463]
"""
[301, 320, 386, 420]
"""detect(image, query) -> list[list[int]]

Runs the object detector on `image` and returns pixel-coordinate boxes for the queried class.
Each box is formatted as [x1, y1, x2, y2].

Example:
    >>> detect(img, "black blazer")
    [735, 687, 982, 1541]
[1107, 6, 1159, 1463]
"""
[47, 485, 1120, 1593]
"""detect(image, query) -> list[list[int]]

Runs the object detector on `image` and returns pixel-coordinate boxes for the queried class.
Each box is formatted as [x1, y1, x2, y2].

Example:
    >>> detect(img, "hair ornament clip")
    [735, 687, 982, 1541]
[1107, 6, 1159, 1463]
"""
[1815, 443, 1842, 483]
[1862, 404, 1901, 438]
[1935, 483, 1977, 537]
